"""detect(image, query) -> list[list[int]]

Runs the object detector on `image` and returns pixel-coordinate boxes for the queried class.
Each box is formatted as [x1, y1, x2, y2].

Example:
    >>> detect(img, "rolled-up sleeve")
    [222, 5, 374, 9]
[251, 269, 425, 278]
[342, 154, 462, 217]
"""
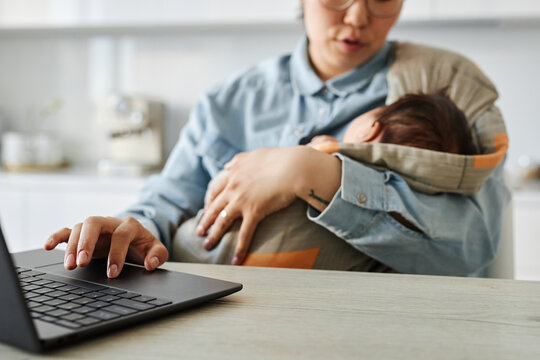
[117, 98, 212, 252]
[307, 154, 511, 276]
[307, 155, 386, 239]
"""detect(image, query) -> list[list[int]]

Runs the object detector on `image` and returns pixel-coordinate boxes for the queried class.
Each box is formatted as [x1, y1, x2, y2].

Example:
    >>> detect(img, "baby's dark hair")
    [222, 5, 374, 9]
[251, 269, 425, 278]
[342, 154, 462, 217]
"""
[376, 91, 476, 155]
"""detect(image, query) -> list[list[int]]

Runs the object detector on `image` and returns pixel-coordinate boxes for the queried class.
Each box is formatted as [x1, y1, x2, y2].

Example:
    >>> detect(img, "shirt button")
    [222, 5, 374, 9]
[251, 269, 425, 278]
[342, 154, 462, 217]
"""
[357, 193, 367, 204]
[294, 126, 304, 136]
[319, 108, 327, 116]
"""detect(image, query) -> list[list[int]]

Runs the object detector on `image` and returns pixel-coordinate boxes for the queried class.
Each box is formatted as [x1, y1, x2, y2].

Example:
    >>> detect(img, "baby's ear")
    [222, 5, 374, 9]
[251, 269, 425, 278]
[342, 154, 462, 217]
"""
[363, 121, 382, 143]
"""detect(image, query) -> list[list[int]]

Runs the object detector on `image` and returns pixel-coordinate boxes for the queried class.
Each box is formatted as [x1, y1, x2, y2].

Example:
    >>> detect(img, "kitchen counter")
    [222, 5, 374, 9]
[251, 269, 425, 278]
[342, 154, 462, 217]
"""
[0, 164, 151, 191]
[0, 165, 154, 253]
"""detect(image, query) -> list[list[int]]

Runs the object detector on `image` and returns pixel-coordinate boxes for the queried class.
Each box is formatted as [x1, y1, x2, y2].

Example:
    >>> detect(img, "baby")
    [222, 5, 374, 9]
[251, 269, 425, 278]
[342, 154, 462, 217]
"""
[309, 91, 476, 155]
[173, 91, 476, 269]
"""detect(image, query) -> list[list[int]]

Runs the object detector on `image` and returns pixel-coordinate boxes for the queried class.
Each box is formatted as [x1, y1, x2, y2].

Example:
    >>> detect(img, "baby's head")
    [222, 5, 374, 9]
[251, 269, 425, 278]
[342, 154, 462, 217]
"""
[344, 91, 476, 155]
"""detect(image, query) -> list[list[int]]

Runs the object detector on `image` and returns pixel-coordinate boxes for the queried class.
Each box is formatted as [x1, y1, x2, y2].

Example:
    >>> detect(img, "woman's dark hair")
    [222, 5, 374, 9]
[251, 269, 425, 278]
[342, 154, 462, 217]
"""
[376, 91, 476, 155]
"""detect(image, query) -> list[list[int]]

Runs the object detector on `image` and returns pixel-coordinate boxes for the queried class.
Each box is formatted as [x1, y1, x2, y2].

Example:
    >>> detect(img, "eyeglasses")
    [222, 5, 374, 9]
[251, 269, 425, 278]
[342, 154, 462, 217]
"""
[319, 0, 403, 18]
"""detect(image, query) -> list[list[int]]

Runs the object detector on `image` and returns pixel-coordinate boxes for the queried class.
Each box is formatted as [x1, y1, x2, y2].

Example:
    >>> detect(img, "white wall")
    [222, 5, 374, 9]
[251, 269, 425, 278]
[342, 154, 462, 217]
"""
[0, 21, 539, 174]
[0, 26, 302, 164]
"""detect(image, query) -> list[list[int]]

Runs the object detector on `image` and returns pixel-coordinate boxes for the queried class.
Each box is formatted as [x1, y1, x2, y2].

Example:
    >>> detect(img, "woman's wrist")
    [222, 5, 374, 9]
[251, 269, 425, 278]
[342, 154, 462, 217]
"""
[293, 146, 343, 212]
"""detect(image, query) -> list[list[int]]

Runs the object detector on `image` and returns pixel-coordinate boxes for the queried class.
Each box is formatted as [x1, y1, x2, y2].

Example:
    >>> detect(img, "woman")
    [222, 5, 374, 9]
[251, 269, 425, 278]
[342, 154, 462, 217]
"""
[45, 0, 509, 278]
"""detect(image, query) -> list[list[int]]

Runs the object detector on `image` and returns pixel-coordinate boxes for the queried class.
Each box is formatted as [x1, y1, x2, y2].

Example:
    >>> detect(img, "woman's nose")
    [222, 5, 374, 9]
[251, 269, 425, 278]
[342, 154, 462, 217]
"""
[343, 0, 370, 29]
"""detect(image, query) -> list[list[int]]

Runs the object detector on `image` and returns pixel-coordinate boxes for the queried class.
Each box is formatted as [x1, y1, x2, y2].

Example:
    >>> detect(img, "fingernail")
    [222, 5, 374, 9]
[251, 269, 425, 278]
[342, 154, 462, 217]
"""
[65, 254, 75, 268]
[203, 238, 212, 250]
[196, 225, 204, 236]
[150, 257, 159, 269]
[77, 250, 88, 266]
[108, 264, 118, 278]
[232, 256, 240, 265]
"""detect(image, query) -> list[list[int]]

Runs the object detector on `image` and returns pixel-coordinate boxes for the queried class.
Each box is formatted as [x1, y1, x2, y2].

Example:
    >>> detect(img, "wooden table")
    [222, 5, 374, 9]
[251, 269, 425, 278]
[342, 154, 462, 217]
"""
[2, 263, 540, 359]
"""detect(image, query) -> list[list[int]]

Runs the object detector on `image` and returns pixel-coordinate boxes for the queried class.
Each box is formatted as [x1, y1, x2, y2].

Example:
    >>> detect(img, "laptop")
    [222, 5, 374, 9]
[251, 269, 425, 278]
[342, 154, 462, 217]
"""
[0, 224, 242, 353]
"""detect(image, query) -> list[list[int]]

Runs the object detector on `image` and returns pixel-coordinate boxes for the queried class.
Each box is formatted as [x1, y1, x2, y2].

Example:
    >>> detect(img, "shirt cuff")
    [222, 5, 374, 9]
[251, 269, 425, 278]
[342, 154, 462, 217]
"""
[307, 154, 388, 239]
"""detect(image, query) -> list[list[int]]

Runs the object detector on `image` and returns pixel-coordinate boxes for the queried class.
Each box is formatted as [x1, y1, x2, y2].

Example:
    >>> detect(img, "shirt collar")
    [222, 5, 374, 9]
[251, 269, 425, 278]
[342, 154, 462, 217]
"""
[290, 36, 394, 97]
[290, 37, 325, 96]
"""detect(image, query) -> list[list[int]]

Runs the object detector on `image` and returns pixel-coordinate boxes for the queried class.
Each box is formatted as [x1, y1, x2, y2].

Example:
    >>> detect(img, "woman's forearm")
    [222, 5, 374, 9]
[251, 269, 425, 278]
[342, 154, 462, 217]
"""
[293, 146, 343, 212]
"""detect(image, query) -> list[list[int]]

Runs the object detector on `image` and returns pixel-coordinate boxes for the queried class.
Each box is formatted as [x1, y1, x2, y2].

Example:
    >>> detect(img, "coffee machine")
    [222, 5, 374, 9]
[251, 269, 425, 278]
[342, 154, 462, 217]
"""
[96, 94, 164, 176]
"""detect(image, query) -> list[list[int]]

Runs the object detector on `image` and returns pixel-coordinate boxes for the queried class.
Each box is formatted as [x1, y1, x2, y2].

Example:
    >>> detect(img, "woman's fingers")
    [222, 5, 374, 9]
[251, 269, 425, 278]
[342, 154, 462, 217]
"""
[233, 213, 260, 265]
[107, 218, 138, 278]
[45, 216, 168, 277]
[143, 239, 169, 271]
[204, 170, 229, 211]
[45, 227, 72, 250]
[77, 217, 105, 267]
[76, 216, 121, 267]
[197, 192, 229, 236]
[204, 207, 238, 250]
[200, 147, 304, 261]
[64, 223, 82, 270]
[224, 152, 247, 171]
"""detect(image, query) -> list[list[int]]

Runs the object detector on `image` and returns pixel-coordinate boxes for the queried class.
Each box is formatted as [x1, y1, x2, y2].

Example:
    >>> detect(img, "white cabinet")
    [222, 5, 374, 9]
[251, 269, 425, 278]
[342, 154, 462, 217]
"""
[0, 169, 146, 252]
[513, 190, 540, 281]
[0, 0, 298, 29]
[433, 0, 540, 20]
[2, 0, 540, 31]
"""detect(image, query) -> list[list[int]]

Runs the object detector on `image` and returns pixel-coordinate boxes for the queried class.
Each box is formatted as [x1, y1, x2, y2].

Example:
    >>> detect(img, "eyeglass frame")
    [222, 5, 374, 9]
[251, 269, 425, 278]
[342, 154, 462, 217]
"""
[319, 0, 404, 18]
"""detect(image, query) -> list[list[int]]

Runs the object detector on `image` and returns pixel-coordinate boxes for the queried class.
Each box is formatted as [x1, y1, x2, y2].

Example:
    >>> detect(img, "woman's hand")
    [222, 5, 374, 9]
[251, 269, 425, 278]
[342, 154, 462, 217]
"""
[197, 146, 342, 265]
[44, 216, 169, 278]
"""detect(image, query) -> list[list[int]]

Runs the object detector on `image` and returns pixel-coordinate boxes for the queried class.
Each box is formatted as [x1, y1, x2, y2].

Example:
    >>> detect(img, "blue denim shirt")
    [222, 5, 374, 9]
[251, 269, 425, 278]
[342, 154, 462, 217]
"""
[121, 37, 510, 276]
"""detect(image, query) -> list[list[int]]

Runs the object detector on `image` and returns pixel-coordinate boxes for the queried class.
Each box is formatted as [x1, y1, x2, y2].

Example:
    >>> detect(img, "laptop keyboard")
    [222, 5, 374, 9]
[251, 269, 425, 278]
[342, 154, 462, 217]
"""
[16, 267, 172, 330]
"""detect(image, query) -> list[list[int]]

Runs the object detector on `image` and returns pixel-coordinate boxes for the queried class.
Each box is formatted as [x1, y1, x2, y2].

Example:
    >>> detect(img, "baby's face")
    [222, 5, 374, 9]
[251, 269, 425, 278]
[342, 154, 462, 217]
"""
[343, 106, 386, 143]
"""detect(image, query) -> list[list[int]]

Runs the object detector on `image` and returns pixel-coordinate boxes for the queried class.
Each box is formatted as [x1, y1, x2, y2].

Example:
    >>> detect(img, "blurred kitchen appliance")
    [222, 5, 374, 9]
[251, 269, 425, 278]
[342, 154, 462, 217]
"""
[96, 95, 164, 176]
[1, 132, 64, 171]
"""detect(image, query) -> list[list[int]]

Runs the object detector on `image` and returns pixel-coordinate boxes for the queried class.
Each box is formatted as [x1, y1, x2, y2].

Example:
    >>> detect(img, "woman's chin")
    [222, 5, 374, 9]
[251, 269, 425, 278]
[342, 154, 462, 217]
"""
[330, 50, 374, 70]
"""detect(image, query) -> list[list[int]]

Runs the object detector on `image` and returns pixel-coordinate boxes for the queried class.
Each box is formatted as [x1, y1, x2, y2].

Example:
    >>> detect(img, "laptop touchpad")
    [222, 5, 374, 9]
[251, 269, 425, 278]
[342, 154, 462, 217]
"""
[38, 259, 235, 302]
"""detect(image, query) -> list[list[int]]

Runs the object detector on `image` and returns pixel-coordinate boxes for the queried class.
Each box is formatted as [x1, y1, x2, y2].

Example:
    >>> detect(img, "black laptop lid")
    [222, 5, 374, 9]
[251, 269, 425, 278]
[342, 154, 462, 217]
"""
[0, 226, 41, 352]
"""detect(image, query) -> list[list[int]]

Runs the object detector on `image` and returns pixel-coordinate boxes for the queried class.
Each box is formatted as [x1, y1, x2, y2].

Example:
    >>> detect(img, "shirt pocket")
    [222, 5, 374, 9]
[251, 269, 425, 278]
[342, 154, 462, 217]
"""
[195, 131, 241, 178]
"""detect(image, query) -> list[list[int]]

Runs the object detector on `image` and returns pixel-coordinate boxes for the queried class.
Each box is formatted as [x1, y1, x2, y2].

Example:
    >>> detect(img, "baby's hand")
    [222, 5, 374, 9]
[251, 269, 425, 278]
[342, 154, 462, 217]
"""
[307, 136, 340, 154]
[307, 135, 338, 147]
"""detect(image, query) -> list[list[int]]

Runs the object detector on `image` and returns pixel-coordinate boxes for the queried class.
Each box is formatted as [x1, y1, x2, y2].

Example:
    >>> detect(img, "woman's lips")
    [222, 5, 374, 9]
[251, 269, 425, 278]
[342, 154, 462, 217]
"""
[337, 38, 367, 53]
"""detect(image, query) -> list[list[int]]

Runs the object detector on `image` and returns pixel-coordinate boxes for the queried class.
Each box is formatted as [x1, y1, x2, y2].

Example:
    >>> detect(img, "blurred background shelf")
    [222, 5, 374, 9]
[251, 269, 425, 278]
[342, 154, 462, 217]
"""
[1, 0, 540, 34]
